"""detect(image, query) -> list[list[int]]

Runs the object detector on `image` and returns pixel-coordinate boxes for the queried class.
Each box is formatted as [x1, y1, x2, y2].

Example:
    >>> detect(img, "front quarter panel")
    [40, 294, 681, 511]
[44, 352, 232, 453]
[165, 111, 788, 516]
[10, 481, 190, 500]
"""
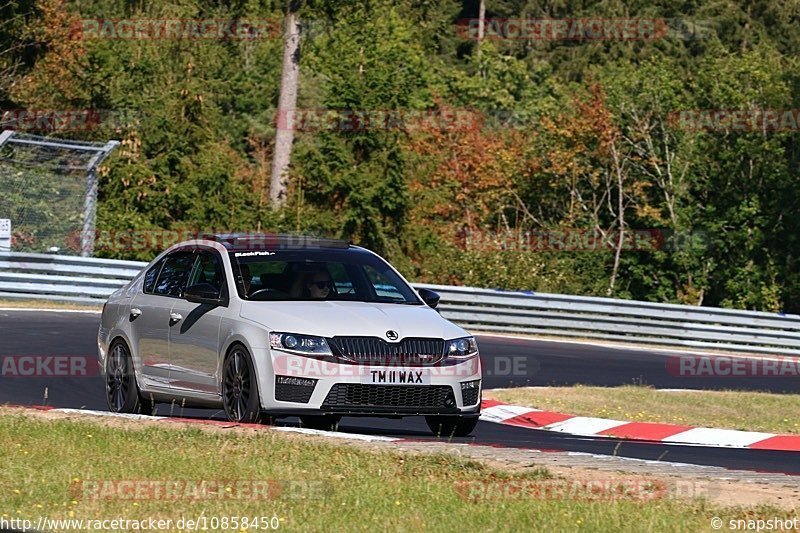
[97, 272, 144, 386]
[219, 310, 274, 406]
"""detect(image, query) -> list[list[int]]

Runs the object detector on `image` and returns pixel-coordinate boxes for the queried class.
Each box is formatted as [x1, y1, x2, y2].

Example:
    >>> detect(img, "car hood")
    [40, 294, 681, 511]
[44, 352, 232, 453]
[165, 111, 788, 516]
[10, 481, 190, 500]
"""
[239, 300, 468, 340]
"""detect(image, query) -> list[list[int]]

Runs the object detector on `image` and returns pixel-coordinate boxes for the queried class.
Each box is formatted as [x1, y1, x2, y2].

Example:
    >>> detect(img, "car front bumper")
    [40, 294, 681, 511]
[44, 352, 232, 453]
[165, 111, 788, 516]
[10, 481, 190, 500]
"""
[254, 349, 482, 417]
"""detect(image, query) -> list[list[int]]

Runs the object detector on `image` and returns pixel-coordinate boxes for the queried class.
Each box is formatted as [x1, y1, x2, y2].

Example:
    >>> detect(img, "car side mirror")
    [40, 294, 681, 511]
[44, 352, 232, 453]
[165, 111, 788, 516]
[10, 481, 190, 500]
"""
[417, 288, 440, 309]
[185, 283, 227, 307]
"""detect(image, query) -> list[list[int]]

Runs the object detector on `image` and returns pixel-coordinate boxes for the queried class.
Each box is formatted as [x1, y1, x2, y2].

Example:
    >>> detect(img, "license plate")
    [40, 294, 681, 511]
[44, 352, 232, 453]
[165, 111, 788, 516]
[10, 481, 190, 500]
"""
[362, 368, 430, 385]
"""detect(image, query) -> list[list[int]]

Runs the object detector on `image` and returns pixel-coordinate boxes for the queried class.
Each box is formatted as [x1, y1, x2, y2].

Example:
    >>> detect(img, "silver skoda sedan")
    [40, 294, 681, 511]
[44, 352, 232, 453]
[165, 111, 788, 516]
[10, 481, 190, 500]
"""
[98, 234, 482, 436]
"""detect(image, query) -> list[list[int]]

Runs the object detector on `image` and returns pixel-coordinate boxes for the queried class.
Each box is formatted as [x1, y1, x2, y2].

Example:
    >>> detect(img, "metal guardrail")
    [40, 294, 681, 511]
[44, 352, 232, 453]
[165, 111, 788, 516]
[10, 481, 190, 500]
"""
[414, 283, 800, 356]
[0, 252, 145, 304]
[2, 252, 799, 356]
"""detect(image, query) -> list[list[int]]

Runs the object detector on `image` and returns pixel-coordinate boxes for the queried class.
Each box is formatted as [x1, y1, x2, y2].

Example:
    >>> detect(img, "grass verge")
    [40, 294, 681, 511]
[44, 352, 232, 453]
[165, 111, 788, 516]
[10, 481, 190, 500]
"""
[0, 298, 101, 310]
[0, 411, 792, 532]
[485, 385, 800, 434]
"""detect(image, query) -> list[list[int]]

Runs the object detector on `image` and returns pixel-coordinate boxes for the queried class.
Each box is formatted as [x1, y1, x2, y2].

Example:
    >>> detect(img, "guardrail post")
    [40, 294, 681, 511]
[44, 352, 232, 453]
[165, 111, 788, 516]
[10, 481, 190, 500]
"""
[80, 140, 119, 257]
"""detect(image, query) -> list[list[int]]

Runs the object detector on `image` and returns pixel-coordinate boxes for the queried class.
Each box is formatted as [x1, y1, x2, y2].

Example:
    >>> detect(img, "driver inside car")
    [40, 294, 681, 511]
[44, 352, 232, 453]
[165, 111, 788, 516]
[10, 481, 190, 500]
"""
[306, 271, 333, 299]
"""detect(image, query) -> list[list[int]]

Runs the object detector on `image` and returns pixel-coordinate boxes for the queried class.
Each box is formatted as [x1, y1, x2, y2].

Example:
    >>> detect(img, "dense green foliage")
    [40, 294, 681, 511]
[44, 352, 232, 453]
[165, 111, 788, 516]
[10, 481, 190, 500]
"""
[4, 0, 800, 311]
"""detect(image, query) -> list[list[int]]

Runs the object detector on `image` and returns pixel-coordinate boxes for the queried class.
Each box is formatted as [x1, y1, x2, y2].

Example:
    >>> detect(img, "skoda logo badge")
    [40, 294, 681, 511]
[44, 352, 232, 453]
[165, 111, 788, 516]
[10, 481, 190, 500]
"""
[386, 330, 399, 341]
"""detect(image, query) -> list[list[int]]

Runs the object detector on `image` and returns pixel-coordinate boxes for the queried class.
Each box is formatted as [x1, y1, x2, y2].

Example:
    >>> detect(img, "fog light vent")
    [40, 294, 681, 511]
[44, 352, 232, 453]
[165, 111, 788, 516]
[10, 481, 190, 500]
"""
[275, 375, 317, 403]
[460, 379, 481, 406]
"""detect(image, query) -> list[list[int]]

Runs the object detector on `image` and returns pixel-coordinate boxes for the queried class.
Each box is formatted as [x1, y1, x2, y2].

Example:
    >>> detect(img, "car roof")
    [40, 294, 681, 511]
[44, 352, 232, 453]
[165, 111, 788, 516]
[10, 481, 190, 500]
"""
[200, 233, 352, 252]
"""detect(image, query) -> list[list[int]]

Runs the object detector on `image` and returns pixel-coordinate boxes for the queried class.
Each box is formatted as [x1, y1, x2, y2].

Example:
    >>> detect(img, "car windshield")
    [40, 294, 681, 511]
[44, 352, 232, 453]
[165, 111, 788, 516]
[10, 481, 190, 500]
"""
[229, 248, 422, 304]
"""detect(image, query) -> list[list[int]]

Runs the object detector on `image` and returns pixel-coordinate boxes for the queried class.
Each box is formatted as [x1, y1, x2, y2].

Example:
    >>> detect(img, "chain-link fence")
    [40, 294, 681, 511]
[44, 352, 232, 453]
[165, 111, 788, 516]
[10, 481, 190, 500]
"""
[0, 131, 118, 256]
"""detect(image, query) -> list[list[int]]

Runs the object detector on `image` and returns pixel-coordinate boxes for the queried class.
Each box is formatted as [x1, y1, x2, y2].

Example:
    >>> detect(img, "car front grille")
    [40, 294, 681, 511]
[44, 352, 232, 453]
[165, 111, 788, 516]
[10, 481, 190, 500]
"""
[330, 337, 445, 365]
[322, 384, 455, 409]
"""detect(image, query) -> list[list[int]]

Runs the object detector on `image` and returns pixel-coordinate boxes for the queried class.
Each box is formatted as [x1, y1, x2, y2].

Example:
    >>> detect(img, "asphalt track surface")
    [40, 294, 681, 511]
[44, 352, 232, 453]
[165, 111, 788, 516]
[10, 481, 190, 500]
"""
[1, 309, 799, 474]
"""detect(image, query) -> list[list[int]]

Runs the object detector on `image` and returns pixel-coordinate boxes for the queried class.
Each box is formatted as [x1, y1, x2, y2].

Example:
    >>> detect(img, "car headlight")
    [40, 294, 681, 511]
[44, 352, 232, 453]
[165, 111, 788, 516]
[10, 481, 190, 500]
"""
[445, 336, 478, 360]
[270, 332, 332, 357]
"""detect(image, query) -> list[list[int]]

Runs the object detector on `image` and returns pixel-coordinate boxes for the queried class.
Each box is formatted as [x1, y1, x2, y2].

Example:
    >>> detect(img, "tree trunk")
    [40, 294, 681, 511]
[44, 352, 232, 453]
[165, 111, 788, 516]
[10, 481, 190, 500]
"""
[270, 1, 302, 207]
[608, 141, 625, 296]
[477, 0, 485, 50]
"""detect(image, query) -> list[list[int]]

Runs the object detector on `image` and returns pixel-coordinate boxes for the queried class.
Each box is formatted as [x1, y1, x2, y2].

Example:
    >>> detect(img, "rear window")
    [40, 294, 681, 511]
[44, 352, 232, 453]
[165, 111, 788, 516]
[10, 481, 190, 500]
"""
[153, 251, 194, 297]
[142, 257, 164, 294]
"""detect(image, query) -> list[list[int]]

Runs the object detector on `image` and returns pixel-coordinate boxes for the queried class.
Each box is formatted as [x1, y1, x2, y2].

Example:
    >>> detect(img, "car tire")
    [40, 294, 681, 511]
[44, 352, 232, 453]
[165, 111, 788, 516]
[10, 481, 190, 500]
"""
[105, 340, 153, 416]
[222, 345, 263, 423]
[299, 415, 341, 431]
[425, 415, 479, 437]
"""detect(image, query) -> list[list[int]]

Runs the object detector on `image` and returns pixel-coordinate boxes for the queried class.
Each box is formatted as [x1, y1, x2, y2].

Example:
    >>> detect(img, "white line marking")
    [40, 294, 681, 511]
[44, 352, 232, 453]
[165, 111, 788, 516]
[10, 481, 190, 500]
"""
[661, 428, 776, 448]
[51, 408, 399, 441]
[272, 426, 399, 441]
[480, 404, 540, 424]
[53, 408, 165, 420]
[542, 416, 627, 436]
[657, 389, 708, 393]
[568, 452, 720, 469]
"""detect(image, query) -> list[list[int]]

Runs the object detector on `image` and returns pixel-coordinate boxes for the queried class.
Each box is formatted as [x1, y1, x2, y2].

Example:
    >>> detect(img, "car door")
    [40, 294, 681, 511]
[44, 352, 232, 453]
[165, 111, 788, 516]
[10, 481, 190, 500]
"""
[167, 248, 227, 395]
[129, 249, 195, 389]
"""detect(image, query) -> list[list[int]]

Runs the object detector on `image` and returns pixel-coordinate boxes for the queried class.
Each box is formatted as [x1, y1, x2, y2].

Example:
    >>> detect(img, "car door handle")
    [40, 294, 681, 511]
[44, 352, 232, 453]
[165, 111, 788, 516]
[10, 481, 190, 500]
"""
[130, 308, 142, 318]
[169, 312, 183, 324]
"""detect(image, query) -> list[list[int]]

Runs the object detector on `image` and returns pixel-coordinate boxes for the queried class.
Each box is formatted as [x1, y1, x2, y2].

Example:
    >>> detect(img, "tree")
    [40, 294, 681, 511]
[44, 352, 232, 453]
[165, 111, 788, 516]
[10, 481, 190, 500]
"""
[0, 0, 35, 104]
[270, 0, 302, 207]
[289, 1, 432, 256]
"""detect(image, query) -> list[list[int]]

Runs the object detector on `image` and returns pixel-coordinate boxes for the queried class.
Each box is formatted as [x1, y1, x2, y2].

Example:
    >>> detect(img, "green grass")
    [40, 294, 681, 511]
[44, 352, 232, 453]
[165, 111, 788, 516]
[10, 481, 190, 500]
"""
[0, 412, 792, 532]
[486, 385, 800, 434]
[0, 298, 101, 310]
